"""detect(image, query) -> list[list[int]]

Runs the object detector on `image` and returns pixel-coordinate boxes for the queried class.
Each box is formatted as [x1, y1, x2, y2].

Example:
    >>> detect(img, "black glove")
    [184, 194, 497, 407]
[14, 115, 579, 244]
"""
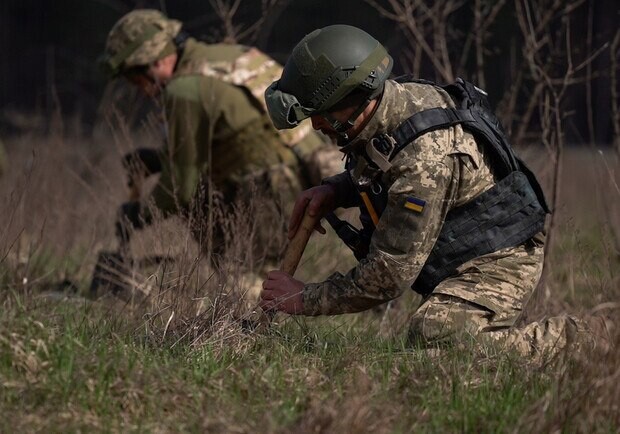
[122, 148, 162, 174]
[122, 148, 162, 187]
[115, 201, 146, 245]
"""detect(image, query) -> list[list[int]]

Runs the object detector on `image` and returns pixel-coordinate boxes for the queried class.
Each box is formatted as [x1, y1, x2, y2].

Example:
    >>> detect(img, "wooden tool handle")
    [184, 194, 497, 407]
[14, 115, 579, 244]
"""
[279, 209, 318, 276]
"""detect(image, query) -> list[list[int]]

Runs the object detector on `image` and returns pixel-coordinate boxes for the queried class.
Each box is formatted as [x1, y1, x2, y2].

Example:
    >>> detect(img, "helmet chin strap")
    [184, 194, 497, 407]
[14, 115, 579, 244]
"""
[323, 97, 372, 147]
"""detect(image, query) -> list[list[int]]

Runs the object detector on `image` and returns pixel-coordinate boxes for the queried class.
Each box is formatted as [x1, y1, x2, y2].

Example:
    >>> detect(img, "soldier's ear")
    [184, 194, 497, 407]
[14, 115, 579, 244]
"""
[149, 54, 177, 81]
[145, 60, 165, 82]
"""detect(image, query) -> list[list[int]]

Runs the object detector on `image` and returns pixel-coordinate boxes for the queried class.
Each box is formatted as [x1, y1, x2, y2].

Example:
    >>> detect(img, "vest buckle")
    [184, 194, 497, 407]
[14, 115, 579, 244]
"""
[371, 134, 396, 156]
[367, 134, 396, 173]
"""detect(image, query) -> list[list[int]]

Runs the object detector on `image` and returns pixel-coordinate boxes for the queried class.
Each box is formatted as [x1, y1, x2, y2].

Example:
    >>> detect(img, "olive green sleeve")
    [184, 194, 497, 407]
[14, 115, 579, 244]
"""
[147, 74, 263, 218]
[150, 76, 208, 214]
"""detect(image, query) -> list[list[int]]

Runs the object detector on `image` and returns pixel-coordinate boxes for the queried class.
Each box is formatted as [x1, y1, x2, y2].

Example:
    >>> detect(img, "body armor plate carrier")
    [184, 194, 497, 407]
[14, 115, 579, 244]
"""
[327, 77, 550, 296]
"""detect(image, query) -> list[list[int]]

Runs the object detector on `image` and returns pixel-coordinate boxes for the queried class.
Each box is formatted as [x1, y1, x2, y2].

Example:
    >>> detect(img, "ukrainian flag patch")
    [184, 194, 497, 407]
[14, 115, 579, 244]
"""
[404, 196, 426, 213]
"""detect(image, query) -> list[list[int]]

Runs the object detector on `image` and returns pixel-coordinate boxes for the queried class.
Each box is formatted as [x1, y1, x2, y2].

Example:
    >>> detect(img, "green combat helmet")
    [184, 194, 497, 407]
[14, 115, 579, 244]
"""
[100, 9, 182, 77]
[265, 25, 393, 141]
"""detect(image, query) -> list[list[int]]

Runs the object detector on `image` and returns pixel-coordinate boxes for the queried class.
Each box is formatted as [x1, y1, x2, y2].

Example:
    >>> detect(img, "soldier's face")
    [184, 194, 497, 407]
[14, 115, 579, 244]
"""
[123, 54, 177, 97]
[310, 98, 378, 142]
[310, 115, 338, 140]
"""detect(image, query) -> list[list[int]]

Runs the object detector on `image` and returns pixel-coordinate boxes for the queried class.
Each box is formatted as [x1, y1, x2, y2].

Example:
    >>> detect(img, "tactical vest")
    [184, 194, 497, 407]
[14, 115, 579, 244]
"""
[327, 77, 550, 296]
[175, 42, 313, 146]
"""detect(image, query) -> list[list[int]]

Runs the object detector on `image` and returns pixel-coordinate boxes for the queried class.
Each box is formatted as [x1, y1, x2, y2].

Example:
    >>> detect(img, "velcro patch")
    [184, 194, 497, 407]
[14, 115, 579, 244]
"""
[404, 196, 426, 213]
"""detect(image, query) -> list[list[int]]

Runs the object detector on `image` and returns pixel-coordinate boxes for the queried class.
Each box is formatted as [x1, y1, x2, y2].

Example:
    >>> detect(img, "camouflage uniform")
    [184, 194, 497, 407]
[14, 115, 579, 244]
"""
[152, 38, 341, 261]
[169, 38, 339, 189]
[104, 11, 339, 235]
[302, 79, 591, 362]
[150, 39, 299, 214]
[104, 11, 340, 313]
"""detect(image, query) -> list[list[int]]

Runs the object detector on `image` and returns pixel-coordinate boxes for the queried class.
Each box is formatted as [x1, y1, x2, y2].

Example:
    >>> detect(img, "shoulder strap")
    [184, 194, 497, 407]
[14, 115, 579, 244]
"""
[386, 78, 518, 173]
[381, 77, 549, 211]
[387, 107, 476, 159]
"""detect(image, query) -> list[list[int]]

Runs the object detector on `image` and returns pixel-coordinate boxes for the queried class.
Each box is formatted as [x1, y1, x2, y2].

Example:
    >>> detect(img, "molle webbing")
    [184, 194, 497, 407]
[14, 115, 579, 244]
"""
[389, 78, 548, 294]
[384, 78, 547, 209]
[389, 106, 519, 179]
[390, 107, 475, 155]
[411, 171, 546, 295]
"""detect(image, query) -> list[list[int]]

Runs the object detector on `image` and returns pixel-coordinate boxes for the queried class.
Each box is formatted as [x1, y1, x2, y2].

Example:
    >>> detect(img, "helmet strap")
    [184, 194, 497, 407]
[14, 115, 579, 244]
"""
[324, 96, 372, 146]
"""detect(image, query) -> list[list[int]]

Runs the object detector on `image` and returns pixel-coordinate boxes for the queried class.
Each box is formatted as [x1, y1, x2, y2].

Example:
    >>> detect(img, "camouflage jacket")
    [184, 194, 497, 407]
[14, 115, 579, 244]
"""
[151, 38, 302, 213]
[302, 79, 504, 315]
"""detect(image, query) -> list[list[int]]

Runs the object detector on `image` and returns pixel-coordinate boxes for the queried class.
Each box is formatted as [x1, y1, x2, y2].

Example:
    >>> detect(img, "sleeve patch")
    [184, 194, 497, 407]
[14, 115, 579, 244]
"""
[404, 196, 426, 213]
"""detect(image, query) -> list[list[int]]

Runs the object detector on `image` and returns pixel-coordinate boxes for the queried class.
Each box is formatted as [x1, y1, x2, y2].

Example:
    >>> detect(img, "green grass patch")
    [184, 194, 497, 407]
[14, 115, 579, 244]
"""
[0, 295, 563, 433]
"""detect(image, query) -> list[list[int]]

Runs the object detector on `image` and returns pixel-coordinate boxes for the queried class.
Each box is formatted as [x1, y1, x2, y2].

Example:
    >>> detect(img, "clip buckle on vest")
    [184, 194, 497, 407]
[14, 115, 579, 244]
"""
[351, 156, 381, 188]
[324, 212, 370, 260]
[355, 167, 383, 189]
[367, 134, 395, 173]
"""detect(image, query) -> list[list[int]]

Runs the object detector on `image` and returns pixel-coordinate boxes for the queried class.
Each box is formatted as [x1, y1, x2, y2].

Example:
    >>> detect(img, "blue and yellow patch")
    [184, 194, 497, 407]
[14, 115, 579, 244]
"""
[404, 196, 426, 213]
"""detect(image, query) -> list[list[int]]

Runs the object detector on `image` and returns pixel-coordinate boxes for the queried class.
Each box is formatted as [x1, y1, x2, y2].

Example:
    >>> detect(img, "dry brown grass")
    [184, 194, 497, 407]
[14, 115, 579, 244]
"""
[0, 123, 619, 432]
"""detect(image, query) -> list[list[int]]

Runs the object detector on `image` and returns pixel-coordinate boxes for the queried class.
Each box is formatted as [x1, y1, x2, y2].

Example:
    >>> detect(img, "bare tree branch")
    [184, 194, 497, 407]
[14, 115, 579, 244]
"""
[365, 0, 466, 81]
[209, 0, 243, 43]
[585, 0, 595, 145]
[206, 0, 286, 45]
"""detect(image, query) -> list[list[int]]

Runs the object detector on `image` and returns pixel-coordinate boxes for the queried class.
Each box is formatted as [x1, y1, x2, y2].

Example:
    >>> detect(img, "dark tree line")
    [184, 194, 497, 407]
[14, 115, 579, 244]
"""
[1, 0, 618, 145]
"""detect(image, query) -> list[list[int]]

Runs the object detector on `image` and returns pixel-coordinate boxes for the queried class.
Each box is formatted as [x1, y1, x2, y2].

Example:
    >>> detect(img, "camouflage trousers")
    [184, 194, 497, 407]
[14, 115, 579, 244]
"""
[408, 235, 593, 363]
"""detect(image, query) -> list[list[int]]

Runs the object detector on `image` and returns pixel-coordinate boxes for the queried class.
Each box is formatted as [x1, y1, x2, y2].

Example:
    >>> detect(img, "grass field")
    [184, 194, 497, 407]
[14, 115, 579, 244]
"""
[1, 132, 619, 432]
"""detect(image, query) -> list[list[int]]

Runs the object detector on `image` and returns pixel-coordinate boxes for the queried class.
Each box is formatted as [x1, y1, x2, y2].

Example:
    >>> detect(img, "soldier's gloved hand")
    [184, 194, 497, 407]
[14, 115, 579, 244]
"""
[122, 148, 162, 187]
[288, 184, 338, 239]
[115, 201, 145, 244]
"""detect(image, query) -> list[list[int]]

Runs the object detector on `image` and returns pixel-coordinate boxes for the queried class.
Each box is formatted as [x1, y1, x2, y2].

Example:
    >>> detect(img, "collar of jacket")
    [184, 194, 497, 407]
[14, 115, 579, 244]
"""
[341, 80, 405, 172]
[344, 80, 403, 150]
[172, 37, 200, 77]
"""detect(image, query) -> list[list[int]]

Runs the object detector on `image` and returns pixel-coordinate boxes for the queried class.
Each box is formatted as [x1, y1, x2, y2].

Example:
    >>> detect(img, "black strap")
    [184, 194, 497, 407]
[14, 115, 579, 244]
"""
[385, 78, 521, 176]
[172, 30, 189, 74]
[412, 171, 547, 294]
[324, 212, 370, 260]
[388, 107, 476, 161]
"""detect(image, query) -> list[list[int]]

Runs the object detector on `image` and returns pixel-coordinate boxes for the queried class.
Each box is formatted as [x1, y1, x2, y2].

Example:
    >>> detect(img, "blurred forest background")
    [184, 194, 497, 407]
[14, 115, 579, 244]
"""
[0, 0, 618, 146]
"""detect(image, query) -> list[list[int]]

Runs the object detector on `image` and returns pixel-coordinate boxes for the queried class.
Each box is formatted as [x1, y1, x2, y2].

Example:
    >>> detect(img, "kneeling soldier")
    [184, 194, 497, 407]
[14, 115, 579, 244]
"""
[100, 10, 339, 310]
[261, 25, 608, 362]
